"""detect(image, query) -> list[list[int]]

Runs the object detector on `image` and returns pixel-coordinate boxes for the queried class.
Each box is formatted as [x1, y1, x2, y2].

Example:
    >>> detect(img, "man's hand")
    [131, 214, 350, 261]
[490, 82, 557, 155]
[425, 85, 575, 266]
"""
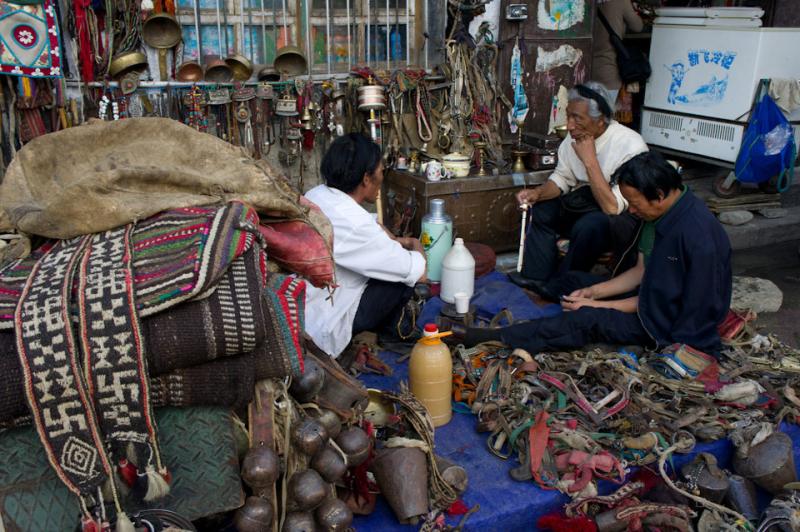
[569, 286, 598, 299]
[516, 187, 542, 206]
[572, 135, 598, 167]
[560, 295, 597, 311]
[398, 236, 425, 255]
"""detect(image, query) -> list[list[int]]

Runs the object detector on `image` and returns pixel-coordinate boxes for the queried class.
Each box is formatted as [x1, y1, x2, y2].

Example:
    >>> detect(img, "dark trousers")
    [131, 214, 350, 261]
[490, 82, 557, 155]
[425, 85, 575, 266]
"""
[521, 198, 612, 281]
[352, 279, 414, 336]
[500, 307, 653, 354]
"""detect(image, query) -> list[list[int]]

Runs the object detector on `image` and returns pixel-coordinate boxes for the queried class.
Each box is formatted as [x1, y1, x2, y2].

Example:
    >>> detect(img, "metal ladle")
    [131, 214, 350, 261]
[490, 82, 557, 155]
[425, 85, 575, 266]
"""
[143, 12, 183, 80]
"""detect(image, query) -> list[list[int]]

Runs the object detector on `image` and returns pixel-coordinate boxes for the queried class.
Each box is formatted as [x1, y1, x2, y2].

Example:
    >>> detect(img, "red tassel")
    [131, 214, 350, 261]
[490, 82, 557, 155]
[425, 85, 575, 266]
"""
[161, 467, 172, 485]
[537, 514, 597, 532]
[446, 499, 470, 516]
[118, 459, 137, 487]
[302, 130, 315, 150]
[81, 516, 99, 532]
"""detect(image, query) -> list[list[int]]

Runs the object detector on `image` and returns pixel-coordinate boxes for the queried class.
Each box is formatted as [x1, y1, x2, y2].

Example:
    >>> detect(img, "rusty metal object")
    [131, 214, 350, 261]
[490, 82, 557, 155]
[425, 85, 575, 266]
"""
[233, 496, 274, 532]
[290, 358, 326, 402]
[310, 445, 347, 483]
[281, 511, 316, 532]
[292, 419, 329, 457]
[274, 46, 307, 77]
[303, 339, 369, 420]
[311, 409, 342, 440]
[733, 431, 797, 494]
[289, 470, 328, 511]
[371, 447, 428, 524]
[241, 445, 280, 492]
[335, 427, 371, 467]
[435, 455, 468, 495]
[680, 454, 729, 503]
[315, 498, 353, 531]
[225, 53, 253, 81]
[725, 474, 759, 522]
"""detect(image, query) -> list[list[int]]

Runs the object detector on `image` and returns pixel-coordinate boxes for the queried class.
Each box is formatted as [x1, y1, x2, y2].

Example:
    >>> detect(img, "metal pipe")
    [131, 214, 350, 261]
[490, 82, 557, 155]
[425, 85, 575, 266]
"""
[346, 0, 351, 70]
[385, 0, 389, 70]
[423, 0, 428, 70]
[192, 0, 202, 59]
[282, 0, 288, 45]
[325, 0, 331, 74]
[260, 0, 267, 63]
[304, 0, 311, 76]
[366, 0, 370, 68]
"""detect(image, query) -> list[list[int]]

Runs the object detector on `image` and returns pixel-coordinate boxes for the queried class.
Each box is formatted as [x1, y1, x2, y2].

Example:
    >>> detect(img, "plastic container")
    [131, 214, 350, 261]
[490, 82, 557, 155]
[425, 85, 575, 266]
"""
[409, 324, 453, 427]
[420, 199, 453, 283]
[440, 238, 475, 304]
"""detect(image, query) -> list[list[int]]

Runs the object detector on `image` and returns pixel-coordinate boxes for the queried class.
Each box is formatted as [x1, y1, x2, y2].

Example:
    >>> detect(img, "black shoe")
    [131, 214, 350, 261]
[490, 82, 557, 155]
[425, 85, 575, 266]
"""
[507, 272, 559, 302]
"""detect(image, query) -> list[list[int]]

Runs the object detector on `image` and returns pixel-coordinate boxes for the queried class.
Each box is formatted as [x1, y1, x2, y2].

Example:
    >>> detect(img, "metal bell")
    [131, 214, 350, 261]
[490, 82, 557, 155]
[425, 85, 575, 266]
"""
[290, 358, 326, 402]
[292, 419, 329, 457]
[310, 445, 348, 483]
[241, 445, 280, 491]
[315, 498, 353, 531]
[233, 496, 274, 532]
[311, 409, 342, 440]
[281, 511, 316, 532]
[289, 469, 328, 511]
[334, 427, 371, 467]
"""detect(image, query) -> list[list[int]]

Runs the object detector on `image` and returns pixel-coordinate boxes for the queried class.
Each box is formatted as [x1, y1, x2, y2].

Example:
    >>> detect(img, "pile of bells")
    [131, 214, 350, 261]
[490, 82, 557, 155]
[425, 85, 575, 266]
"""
[234, 355, 373, 532]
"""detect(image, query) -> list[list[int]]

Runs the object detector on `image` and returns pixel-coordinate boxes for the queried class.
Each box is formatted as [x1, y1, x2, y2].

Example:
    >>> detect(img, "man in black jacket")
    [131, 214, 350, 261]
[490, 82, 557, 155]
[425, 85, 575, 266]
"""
[467, 151, 732, 356]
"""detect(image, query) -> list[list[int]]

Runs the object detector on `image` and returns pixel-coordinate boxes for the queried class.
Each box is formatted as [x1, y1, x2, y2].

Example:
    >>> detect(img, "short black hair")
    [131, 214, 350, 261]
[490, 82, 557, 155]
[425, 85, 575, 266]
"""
[613, 151, 682, 201]
[320, 133, 382, 193]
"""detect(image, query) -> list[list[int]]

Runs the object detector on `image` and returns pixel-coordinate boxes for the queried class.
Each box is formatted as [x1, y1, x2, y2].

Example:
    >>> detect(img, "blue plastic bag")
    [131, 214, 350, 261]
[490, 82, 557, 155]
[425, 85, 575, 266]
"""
[735, 92, 796, 191]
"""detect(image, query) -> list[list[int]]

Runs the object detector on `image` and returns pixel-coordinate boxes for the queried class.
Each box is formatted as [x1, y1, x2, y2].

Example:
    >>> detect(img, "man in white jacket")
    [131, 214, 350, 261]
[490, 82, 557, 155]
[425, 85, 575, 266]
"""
[511, 81, 648, 297]
[304, 134, 427, 358]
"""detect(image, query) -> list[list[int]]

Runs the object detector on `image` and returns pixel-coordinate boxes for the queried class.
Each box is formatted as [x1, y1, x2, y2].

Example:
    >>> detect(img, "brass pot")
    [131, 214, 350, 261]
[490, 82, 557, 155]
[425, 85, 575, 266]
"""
[315, 498, 353, 531]
[241, 445, 280, 491]
[310, 445, 347, 483]
[335, 427, 370, 467]
[234, 496, 274, 532]
[204, 55, 234, 83]
[176, 60, 204, 82]
[289, 470, 328, 511]
[274, 45, 308, 77]
[291, 419, 328, 456]
[109, 51, 148, 80]
[226, 53, 254, 81]
[142, 12, 182, 80]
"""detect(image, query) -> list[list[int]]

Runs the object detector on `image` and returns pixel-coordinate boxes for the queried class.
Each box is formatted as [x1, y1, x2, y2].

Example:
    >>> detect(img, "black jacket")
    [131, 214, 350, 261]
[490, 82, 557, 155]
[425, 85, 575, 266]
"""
[638, 189, 732, 354]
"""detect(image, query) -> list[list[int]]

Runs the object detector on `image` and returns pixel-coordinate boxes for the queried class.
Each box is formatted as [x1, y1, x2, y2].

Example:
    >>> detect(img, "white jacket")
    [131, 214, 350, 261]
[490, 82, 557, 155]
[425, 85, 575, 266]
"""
[304, 185, 426, 357]
[549, 120, 648, 214]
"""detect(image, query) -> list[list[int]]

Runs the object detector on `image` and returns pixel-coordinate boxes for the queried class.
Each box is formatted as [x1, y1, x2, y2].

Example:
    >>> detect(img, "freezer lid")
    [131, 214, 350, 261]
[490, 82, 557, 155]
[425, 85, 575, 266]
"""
[654, 17, 762, 28]
[654, 7, 765, 19]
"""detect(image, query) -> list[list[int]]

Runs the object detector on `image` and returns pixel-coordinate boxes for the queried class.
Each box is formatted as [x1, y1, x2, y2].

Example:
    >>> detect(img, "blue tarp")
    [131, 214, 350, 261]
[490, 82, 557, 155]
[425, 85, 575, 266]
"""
[357, 359, 800, 531]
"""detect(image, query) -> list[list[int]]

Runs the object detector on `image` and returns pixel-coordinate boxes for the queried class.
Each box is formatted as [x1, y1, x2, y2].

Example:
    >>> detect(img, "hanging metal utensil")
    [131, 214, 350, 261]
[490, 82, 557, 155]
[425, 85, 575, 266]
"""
[222, 0, 230, 55]
[177, 0, 204, 80]
[142, 12, 183, 80]
[215, 0, 223, 53]
[259, 0, 267, 64]
[225, 0, 253, 80]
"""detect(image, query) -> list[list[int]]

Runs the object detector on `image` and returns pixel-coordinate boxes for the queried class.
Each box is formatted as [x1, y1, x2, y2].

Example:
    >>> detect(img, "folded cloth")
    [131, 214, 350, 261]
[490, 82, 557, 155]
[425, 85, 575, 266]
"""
[769, 79, 800, 114]
[0, 202, 261, 329]
[149, 354, 256, 411]
[255, 273, 306, 378]
[0, 248, 270, 423]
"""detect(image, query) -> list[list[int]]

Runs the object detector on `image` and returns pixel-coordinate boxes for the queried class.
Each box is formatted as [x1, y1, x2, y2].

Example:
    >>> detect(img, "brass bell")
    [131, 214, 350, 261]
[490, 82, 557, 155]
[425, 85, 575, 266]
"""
[281, 511, 316, 532]
[241, 445, 280, 491]
[315, 498, 353, 531]
[289, 358, 325, 402]
[288, 469, 328, 511]
[310, 445, 348, 483]
[300, 106, 313, 129]
[335, 427, 371, 467]
[311, 409, 342, 440]
[291, 419, 329, 457]
[233, 496, 274, 532]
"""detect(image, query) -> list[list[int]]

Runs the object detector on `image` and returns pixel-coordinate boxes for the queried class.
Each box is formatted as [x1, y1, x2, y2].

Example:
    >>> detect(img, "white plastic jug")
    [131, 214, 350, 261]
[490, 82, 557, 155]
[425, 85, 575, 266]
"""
[440, 238, 475, 304]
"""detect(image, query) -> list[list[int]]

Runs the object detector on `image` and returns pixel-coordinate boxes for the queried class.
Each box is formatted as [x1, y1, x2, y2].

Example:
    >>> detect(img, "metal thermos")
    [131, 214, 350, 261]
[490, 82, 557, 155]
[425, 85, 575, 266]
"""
[420, 199, 453, 283]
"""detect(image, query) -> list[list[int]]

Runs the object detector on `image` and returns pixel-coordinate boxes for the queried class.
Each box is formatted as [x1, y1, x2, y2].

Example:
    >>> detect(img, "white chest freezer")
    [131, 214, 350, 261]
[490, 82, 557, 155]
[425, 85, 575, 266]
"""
[641, 25, 800, 164]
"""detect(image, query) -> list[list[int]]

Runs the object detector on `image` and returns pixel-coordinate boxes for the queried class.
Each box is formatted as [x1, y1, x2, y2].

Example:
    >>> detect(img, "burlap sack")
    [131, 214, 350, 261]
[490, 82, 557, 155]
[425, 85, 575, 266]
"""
[0, 117, 330, 241]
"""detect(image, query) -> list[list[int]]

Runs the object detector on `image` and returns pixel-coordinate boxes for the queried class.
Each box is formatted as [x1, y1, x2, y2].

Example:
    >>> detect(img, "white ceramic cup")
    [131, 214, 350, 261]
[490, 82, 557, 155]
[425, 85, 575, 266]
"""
[454, 292, 470, 314]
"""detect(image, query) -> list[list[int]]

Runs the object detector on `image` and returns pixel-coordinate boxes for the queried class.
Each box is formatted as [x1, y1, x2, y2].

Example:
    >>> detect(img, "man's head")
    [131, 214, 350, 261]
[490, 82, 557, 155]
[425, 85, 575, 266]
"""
[566, 82, 614, 140]
[320, 133, 383, 203]
[614, 151, 683, 221]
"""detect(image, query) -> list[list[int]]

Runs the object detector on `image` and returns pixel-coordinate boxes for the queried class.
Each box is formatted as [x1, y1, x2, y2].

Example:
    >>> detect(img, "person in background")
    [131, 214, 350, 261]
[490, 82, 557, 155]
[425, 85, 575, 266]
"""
[470, 151, 732, 357]
[510, 81, 647, 297]
[304, 134, 427, 358]
[592, 0, 645, 104]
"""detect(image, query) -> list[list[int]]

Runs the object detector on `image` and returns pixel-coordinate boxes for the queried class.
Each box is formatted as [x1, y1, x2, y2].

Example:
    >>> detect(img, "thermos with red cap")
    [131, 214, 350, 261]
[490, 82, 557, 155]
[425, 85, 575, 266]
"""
[408, 324, 453, 427]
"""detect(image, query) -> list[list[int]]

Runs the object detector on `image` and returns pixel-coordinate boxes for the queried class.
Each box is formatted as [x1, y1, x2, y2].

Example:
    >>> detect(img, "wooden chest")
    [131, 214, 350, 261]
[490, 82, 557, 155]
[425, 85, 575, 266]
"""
[382, 170, 549, 252]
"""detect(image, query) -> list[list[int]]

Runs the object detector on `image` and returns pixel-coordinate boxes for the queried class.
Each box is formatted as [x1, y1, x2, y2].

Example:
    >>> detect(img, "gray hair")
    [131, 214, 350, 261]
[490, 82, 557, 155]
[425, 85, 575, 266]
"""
[567, 81, 614, 123]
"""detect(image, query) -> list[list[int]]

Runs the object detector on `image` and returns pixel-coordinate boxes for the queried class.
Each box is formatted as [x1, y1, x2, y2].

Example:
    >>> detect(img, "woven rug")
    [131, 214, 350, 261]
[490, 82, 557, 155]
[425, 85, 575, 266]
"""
[0, 201, 259, 328]
[257, 273, 306, 378]
[0, 0, 62, 78]
[0, 247, 267, 424]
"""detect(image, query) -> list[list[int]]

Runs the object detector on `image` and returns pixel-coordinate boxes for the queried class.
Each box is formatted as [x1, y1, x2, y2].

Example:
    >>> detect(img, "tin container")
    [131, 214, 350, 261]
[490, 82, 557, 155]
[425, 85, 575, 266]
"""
[442, 152, 471, 177]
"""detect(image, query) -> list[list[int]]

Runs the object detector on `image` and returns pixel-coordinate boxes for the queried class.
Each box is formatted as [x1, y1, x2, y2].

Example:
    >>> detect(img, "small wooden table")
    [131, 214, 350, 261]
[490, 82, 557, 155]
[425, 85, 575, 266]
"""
[382, 169, 550, 252]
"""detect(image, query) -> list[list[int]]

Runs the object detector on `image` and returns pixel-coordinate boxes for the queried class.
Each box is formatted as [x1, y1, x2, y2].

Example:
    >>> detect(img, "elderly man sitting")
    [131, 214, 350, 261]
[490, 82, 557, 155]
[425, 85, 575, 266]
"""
[511, 81, 647, 296]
